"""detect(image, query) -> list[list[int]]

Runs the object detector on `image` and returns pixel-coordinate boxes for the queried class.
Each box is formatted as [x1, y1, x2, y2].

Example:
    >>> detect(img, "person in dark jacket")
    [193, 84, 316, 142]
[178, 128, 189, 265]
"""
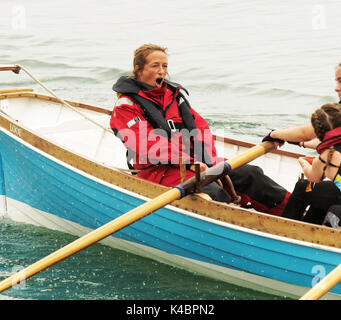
[110, 43, 290, 215]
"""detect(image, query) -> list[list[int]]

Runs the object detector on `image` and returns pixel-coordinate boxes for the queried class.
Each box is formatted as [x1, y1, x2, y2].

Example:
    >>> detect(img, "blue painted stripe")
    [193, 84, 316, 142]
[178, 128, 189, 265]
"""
[224, 161, 232, 173]
[334, 175, 341, 192]
[173, 185, 185, 198]
[0, 153, 5, 196]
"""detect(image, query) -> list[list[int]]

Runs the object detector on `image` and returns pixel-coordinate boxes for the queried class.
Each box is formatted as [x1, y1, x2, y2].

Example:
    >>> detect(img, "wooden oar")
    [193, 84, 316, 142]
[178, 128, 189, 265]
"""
[0, 141, 275, 293]
[300, 263, 341, 300]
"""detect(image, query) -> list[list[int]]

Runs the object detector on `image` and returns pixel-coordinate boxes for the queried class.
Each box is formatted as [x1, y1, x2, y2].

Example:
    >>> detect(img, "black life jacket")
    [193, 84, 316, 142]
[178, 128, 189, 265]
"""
[112, 76, 196, 136]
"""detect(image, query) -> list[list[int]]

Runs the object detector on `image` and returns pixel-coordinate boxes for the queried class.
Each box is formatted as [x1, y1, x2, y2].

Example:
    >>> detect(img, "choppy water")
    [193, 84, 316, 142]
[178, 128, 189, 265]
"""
[0, 0, 341, 300]
[0, 218, 279, 300]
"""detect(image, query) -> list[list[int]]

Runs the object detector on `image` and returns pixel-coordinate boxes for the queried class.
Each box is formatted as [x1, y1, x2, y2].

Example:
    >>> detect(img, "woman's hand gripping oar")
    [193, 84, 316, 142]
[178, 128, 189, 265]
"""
[0, 141, 275, 293]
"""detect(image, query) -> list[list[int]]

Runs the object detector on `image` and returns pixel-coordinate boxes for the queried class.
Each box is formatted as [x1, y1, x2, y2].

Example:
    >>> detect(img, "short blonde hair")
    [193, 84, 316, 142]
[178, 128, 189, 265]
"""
[130, 44, 167, 79]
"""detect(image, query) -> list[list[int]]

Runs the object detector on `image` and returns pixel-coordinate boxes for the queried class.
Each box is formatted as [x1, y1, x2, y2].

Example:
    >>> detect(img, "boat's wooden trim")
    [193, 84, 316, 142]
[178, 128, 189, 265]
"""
[1, 93, 340, 248]
[0, 88, 33, 94]
[0, 91, 111, 115]
[214, 135, 305, 159]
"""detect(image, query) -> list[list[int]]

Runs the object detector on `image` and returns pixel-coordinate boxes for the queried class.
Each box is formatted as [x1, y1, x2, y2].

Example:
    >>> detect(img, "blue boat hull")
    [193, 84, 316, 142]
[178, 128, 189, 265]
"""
[1, 128, 341, 298]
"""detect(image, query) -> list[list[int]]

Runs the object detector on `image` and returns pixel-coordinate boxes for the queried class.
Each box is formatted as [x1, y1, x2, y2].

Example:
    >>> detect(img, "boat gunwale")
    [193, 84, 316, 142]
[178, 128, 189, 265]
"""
[1, 91, 341, 249]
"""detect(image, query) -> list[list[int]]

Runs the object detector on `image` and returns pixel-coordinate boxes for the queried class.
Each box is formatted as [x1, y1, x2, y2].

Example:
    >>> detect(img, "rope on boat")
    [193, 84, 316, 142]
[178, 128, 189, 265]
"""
[15, 64, 113, 134]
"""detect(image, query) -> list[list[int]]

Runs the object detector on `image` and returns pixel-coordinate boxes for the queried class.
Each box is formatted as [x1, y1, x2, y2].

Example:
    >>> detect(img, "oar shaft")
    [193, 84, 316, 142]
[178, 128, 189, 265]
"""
[180, 142, 274, 194]
[227, 142, 274, 171]
[0, 188, 181, 293]
[300, 264, 341, 300]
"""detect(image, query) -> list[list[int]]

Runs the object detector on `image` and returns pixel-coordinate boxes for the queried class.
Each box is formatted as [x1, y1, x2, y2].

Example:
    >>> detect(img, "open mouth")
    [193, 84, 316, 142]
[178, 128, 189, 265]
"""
[156, 78, 163, 87]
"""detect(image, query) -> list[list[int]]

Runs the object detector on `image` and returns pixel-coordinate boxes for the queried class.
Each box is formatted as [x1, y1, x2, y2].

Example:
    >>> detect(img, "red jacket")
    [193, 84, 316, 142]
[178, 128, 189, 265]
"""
[110, 77, 224, 186]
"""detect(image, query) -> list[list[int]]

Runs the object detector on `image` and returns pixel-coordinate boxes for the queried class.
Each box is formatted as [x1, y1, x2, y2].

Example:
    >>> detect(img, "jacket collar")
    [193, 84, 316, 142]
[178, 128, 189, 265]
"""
[112, 76, 188, 95]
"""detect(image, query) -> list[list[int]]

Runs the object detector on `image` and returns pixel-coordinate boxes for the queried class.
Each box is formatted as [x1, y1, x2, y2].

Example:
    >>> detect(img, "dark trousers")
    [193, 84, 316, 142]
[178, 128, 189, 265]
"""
[201, 182, 232, 203]
[228, 164, 288, 208]
[202, 164, 289, 216]
[281, 179, 341, 225]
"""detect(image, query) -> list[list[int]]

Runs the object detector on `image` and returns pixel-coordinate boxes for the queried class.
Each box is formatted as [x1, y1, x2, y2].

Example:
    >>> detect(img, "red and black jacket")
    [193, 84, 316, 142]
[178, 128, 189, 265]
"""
[110, 76, 223, 173]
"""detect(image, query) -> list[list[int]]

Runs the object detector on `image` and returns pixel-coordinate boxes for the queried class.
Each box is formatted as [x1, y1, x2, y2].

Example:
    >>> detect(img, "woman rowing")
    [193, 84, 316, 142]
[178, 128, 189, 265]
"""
[110, 43, 290, 215]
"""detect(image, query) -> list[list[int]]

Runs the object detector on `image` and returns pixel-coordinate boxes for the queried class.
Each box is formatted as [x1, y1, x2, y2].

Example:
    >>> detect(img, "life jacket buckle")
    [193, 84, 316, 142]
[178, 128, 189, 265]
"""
[167, 119, 177, 132]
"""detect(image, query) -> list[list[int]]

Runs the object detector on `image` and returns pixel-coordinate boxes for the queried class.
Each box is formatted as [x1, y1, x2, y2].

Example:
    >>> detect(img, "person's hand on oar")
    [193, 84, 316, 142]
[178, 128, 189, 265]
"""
[262, 130, 285, 148]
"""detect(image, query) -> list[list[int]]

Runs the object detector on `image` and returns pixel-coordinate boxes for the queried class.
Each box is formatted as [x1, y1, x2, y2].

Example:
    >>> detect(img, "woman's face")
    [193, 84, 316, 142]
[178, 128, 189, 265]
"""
[137, 50, 168, 88]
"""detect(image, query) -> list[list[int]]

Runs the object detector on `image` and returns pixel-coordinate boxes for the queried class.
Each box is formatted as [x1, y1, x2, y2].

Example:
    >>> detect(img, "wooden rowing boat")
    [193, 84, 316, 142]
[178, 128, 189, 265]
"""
[1, 68, 341, 299]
